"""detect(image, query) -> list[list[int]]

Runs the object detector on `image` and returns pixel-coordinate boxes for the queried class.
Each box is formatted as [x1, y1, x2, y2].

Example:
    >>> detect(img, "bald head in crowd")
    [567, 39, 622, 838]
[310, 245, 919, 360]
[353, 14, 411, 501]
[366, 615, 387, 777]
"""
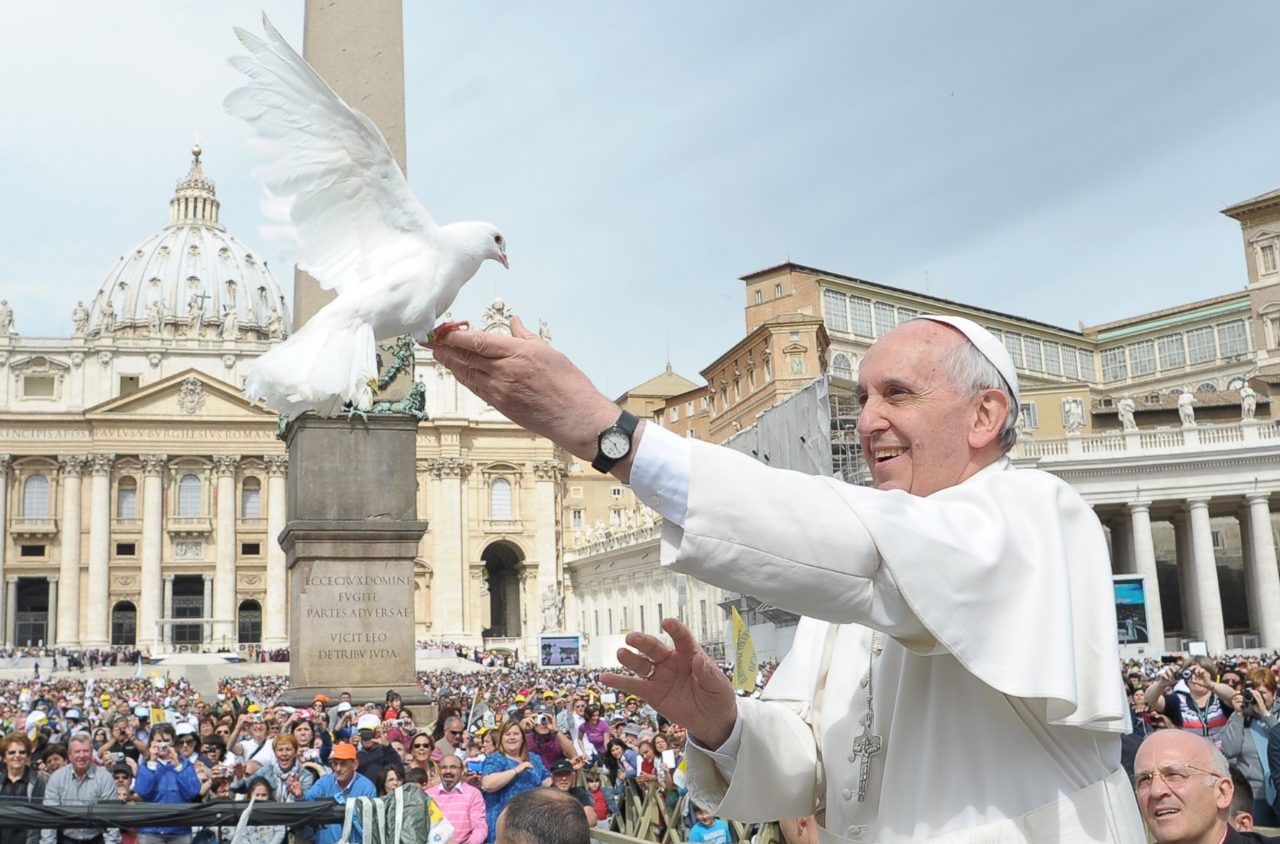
[1134, 730, 1233, 844]
[496, 788, 589, 844]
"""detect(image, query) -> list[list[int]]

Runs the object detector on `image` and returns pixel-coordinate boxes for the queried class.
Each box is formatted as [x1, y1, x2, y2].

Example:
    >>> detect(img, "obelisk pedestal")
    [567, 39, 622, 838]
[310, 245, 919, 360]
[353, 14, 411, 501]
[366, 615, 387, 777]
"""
[279, 414, 428, 705]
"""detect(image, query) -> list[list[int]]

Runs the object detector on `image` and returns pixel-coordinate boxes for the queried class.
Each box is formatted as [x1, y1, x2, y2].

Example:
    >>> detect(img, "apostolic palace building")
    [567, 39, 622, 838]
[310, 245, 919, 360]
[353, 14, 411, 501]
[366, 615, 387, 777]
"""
[1, 147, 1278, 664]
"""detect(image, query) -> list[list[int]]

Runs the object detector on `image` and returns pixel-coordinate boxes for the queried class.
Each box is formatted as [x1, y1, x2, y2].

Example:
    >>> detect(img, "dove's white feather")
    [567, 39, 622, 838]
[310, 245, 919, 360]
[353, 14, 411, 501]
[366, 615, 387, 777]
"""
[228, 14, 508, 419]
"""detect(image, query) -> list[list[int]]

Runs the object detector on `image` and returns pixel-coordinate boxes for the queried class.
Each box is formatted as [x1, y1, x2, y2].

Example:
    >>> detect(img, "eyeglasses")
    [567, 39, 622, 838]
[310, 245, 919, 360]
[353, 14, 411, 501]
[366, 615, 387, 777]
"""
[446, 730, 465, 736]
[5, 749, 28, 757]
[411, 742, 433, 750]
[1134, 764, 1224, 792]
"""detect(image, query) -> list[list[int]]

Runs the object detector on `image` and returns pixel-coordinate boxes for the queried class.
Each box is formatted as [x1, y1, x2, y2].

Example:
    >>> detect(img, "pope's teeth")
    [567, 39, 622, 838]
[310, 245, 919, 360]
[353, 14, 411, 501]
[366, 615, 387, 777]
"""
[875, 449, 904, 459]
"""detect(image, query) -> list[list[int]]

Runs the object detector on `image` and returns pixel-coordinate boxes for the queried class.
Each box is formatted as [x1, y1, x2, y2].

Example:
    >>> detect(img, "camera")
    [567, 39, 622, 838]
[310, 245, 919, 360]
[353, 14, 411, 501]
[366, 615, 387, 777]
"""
[535, 714, 554, 728]
[252, 714, 264, 724]
[1180, 669, 1193, 681]
[155, 741, 170, 754]
[389, 719, 405, 728]
[1243, 680, 1257, 706]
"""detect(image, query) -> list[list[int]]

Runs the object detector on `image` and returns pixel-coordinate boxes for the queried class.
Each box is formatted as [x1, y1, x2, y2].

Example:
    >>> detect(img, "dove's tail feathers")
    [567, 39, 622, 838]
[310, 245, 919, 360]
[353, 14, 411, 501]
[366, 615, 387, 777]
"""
[244, 321, 377, 420]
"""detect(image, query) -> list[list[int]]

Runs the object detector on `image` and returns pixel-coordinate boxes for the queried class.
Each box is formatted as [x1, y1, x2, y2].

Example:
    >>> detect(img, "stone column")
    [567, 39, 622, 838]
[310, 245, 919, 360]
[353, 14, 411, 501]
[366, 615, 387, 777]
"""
[84, 454, 114, 648]
[533, 460, 562, 645]
[4, 577, 16, 647]
[202, 574, 214, 648]
[212, 455, 240, 649]
[56, 455, 86, 647]
[1109, 512, 1135, 575]
[162, 575, 174, 650]
[1173, 512, 1198, 647]
[0, 456, 9, 646]
[427, 451, 468, 635]
[1186, 498, 1226, 653]
[1127, 502, 1165, 652]
[263, 456, 289, 647]
[1246, 493, 1280, 648]
[46, 577, 58, 646]
[138, 455, 166, 651]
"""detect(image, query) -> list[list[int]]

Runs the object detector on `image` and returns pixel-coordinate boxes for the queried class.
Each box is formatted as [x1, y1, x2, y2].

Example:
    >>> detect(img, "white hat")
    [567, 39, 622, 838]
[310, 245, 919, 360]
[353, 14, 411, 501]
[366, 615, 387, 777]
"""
[175, 722, 196, 737]
[915, 314, 1021, 407]
[356, 713, 381, 732]
[335, 701, 352, 714]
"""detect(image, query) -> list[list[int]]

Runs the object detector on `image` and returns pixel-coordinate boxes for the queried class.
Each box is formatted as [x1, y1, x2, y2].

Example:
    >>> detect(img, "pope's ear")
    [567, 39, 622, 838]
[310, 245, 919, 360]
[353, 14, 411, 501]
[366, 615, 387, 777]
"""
[968, 388, 1010, 450]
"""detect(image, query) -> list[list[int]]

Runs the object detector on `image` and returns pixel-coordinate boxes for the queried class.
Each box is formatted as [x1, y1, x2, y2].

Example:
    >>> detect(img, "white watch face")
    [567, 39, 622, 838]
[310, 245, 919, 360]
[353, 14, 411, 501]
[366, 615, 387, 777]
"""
[600, 429, 630, 460]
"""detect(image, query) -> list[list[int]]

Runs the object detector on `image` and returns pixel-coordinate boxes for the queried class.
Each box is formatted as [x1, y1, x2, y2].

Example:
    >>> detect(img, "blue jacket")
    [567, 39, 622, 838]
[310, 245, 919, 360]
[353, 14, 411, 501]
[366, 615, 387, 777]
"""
[304, 771, 377, 844]
[132, 759, 202, 834]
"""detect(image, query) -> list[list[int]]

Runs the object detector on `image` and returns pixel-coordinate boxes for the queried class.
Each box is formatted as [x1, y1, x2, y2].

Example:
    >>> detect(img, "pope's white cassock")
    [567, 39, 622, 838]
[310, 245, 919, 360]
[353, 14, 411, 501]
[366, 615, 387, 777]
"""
[629, 423, 1145, 844]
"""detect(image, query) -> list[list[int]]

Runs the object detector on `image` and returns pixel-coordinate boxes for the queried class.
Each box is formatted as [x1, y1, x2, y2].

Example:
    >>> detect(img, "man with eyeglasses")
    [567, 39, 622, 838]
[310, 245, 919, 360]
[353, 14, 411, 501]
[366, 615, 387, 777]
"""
[428, 753, 487, 844]
[41, 732, 121, 844]
[1133, 729, 1276, 843]
[439, 717, 469, 760]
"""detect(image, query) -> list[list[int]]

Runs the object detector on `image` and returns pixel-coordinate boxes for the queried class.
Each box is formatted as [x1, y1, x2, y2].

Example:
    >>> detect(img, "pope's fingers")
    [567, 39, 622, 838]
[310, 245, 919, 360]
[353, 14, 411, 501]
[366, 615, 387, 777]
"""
[431, 324, 519, 359]
[510, 315, 538, 340]
[623, 630, 672, 661]
[661, 617, 700, 653]
[616, 646, 657, 677]
[599, 670, 648, 699]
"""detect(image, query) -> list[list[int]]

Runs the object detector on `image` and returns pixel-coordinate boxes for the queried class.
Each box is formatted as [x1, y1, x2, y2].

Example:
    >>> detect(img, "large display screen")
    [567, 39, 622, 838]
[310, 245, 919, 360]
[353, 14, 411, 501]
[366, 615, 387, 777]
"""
[540, 635, 581, 667]
[1114, 576, 1150, 645]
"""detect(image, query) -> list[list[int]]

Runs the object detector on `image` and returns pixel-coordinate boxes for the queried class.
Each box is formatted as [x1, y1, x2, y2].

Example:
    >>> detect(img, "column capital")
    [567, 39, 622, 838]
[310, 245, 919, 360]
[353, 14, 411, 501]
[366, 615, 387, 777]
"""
[139, 454, 168, 475]
[163, 574, 175, 582]
[57, 454, 88, 476]
[532, 460, 564, 481]
[88, 453, 116, 476]
[1126, 500, 1152, 515]
[426, 457, 470, 479]
[47, 575, 58, 584]
[1185, 496, 1211, 510]
[202, 573, 214, 582]
[5, 576, 16, 585]
[264, 455, 288, 477]
[1246, 492, 1273, 506]
[211, 455, 241, 477]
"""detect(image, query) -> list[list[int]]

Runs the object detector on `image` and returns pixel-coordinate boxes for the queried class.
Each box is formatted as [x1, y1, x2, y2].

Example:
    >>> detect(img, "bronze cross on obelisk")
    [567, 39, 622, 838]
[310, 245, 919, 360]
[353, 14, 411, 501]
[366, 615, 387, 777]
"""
[852, 726, 882, 802]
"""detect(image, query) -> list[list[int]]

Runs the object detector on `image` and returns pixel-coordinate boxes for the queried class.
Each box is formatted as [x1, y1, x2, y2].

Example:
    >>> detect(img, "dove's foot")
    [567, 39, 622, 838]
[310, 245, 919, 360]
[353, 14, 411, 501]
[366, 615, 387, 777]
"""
[424, 320, 471, 345]
[343, 404, 369, 423]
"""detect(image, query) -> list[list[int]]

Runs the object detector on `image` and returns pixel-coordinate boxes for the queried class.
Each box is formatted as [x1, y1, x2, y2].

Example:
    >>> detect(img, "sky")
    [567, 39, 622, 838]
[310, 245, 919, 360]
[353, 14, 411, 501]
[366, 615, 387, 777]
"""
[2, 2, 1279, 396]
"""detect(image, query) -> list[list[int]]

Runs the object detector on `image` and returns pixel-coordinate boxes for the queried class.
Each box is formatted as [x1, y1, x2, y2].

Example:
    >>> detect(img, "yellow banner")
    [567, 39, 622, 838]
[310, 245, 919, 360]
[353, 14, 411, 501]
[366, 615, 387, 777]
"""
[730, 606, 757, 693]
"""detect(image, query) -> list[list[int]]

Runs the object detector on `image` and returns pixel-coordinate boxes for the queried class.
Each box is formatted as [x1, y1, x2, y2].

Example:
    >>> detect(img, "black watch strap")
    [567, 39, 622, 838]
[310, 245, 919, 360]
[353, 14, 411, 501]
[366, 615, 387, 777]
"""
[591, 410, 640, 474]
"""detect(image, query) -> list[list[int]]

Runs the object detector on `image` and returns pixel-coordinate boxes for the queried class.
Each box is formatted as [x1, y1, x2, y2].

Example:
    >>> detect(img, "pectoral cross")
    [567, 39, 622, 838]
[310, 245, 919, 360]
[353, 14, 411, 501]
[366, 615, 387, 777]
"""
[851, 726, 882, 802]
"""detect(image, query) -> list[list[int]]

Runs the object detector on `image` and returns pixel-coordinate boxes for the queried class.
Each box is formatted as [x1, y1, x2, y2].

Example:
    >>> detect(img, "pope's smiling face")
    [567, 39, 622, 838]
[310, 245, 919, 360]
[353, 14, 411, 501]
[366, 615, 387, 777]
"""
[857, 321, 1001, 497]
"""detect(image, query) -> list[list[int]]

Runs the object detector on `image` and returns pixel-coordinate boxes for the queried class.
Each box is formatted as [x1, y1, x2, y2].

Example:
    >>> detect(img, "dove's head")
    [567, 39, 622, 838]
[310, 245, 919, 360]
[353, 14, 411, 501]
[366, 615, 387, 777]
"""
[452, 221, 509, 270]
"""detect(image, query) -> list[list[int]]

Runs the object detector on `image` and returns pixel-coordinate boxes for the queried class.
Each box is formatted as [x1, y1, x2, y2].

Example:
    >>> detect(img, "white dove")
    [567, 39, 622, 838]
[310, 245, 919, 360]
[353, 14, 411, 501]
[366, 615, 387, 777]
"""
[226, 15, 508, 419]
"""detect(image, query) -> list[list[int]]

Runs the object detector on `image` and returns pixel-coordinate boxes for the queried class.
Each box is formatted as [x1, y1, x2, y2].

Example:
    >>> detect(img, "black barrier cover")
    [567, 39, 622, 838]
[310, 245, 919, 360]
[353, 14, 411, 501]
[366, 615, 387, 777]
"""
[0, 799, 346, 831]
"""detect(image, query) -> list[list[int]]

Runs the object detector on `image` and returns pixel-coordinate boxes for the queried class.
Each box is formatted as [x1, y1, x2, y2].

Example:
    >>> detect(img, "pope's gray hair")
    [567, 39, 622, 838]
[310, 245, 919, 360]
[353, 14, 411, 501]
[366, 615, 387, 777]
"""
[942, 338, 1019, 455]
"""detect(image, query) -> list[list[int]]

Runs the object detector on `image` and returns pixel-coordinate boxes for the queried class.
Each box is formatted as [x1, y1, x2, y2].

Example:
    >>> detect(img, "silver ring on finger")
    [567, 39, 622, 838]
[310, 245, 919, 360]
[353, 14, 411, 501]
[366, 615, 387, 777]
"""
[642, 660, 657, 681]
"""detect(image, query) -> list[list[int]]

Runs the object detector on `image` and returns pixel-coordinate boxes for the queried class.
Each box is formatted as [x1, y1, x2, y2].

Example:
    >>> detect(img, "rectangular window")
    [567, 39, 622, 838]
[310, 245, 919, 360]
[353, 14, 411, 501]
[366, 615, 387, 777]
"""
[1158, 334, 1185, 369]
[1023, 338, 1043, 372]
[850, 297, 874, 337]
[570, 486, 583, 499]
[119, 375, 140, 396]
[608, 609, 613, 634]
[699, 599, 709, 641]
[753, 289, 763, 305]
[657, 602, 664, 624]
[1101, 347, 1128, 382]
[240, 542, 261, 556]
[621, 607, 628, 630]
[1079, 350, 1096, 380]
[1042, 342, 1062, 376]
[1217, 321, 1248, 357]
[823, 289, 849, 333]
[115, 542, 136, 557]
[669, 406, 679, 422]
[639, 605, 645, 632]
[1262, 243, 1277, 274]
[571, 509, 583, 529]
[1019, 401, 1039, 429]
[873, 302, 896, 337]
[1186, 327, 1216, 364]
[241, 486, 261, 519]
[594, 610, 599, 636]
[1128, 340, 1156, 376]
[686, 401, 694, 415]
[610, 486, 624, 498]
[1062, 347, 1080, 379]
[1003, 333, 1024, 368]
[23, 376, 55, 398]
[896, 307, 919, 325]
[19, 545, 44, 557]
[774, 283, 783, 299]
[117, 486, 138, 520]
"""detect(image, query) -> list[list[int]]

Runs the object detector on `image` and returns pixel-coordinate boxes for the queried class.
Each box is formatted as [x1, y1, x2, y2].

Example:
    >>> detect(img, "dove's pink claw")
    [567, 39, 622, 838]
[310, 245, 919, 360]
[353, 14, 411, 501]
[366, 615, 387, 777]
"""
[425, 320, 471, 345]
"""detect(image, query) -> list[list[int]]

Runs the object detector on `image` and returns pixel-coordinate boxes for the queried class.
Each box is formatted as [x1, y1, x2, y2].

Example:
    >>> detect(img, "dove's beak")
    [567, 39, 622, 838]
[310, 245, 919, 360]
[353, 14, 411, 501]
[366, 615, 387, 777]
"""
[499, 254, 510, 269]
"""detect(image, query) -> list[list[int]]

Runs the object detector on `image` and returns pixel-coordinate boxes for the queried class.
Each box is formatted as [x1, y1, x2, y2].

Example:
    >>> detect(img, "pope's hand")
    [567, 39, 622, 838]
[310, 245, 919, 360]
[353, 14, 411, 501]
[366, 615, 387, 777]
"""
[602, 618, 738, 750]
[428, 316, 625, 473]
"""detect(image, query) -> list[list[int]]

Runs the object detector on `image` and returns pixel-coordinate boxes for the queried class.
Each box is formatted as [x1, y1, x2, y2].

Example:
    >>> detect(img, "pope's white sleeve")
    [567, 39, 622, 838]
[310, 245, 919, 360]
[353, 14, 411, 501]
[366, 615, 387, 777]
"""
[682, 698, 822, 822]
[627, 422, 691, 526]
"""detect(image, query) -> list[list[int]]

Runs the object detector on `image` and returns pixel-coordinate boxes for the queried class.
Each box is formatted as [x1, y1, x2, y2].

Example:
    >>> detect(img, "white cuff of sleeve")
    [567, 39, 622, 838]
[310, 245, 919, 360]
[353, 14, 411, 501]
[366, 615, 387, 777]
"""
[687, 698, 744, 782]
[627, 423, 691, 527]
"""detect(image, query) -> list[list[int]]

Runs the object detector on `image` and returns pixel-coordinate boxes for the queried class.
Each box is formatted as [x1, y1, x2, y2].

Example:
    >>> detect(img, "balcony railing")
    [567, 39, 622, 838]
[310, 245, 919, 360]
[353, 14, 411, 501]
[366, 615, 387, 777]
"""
[10, 518, 57, 538]
[166, 517, 213, 537]
[1015, 419, 1277, 462]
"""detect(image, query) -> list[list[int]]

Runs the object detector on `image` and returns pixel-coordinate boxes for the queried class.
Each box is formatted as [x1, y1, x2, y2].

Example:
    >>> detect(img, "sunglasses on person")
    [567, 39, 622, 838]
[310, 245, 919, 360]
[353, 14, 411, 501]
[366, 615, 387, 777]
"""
[411, 741, 434, 750]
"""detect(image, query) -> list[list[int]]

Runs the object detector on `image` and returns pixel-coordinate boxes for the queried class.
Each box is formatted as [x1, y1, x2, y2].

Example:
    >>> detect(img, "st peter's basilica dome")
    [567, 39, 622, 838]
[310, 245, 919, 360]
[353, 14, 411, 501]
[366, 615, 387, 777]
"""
[80, 146, 291, 342]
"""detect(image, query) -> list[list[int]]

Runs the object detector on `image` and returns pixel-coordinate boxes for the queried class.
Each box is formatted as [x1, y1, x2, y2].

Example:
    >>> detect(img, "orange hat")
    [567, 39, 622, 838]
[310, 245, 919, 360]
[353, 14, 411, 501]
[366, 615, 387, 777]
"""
[330, 742, 358, 761]
[312, 694, 331, 705]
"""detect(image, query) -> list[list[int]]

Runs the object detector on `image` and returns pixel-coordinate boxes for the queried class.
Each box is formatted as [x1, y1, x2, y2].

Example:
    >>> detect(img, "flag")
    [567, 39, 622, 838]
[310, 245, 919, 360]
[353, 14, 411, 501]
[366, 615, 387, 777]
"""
[730, 607, 757, 693]
[426, 794, 455, 844]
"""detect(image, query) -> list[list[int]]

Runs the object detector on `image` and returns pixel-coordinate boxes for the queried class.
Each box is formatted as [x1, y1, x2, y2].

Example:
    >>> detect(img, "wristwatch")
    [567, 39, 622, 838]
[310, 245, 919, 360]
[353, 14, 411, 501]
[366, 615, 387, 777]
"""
[592, 410, 640, 473]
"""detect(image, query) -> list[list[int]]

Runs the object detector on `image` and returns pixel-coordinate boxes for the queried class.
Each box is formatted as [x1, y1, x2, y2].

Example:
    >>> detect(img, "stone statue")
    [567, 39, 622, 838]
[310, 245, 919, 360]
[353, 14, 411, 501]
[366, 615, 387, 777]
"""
[1062, 398, 1085, 434]
[186, 294, 205, 337]
[1178, 390, 1196, 427]
[72, 301, 89, 337]
[1117, 397, 1137, 432]
[266, 309, 284, 341]
[592, 520, 605, 542]
[98, 297, 115, 336]
[0, 300, 12, 338]
[368, 380, 430, 421]
[146, 300, 164, 337]
[1241, 385, 1257, 421]
[541, 584, 562, 632]
[221, 303, 239, 340]
[539, 320, 552, 342]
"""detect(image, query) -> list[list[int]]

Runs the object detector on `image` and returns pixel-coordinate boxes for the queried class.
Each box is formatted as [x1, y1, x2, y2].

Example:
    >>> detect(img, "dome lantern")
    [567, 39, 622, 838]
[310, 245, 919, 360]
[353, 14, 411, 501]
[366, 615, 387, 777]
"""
[168, 144, 223, 230]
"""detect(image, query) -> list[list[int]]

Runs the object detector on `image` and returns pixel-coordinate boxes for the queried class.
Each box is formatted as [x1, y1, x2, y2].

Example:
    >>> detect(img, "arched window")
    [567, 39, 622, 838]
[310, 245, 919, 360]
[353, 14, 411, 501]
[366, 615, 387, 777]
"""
[832, 353, 854, 381]
[23, 475, 49, 518]
[117, 477, 138, 519]
[238, 600, 262, 644]
[177, 473, 202, 517]
[241, 477, 261, 518]
[112, 601, 137, 646]
[490, 478, 513, 521]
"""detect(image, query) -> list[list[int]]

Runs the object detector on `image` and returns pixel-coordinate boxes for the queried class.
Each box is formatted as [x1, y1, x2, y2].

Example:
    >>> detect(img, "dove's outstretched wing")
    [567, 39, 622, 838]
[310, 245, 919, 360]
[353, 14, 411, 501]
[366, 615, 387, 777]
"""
[224, 14, 437, 295]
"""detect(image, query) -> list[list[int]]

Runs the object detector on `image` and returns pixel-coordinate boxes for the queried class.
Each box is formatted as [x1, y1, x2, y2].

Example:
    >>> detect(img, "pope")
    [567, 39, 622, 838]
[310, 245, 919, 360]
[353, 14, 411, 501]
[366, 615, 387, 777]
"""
[429, 314, 1144, 842]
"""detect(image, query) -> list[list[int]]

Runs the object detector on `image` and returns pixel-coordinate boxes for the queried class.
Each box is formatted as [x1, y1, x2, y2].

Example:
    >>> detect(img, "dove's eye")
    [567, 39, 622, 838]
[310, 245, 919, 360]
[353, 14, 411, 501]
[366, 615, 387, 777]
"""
[494, 234, 504, 246]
